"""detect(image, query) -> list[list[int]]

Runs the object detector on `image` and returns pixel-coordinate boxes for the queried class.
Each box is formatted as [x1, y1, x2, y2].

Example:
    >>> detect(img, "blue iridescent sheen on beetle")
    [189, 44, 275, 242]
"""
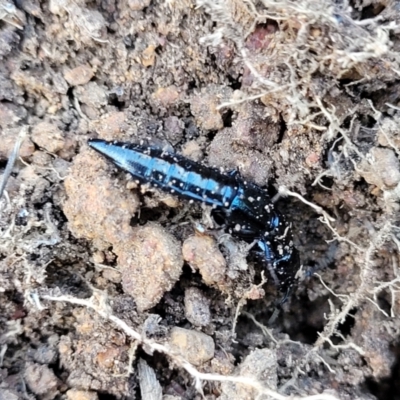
[88, 139, 299, 295]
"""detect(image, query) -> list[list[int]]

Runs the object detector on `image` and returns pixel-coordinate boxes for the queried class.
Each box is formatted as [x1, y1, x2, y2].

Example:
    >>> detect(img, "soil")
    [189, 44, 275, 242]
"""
[1, 1, 400, 399]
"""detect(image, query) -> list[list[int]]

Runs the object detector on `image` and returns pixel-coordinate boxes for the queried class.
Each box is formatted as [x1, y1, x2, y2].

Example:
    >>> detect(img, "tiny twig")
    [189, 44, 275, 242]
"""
[0, 127, 28, 200]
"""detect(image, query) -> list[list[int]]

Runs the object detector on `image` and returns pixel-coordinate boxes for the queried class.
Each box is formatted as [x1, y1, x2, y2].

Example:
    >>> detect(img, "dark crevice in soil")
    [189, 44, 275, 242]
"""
[154, 45, 163, 57]
[374, 294, 392, 317]
[222, 108, 233, 127]
[45, 263, 92, 297]
[123, 34, 136, 49]
[98, 393, 119, 400]
[360, 115, 377, 130]
[208, 52, 217, 66]
[285, 300, 327, 344]
[132, 200, 178, 225]
[187, 79, 197, 91]
[353, 179, 370, 194]
[108, 93, 126, 110]
[183, 118, 199, 139]
[338, 78, 354, 86]
[227, 74, 242, 90]
[337, 308, 357, 337]
[360, 4, 386, 20]
[66, 86, 75, 107]
[276, 115, 287, 144]
[366, 343, 400, 400]
[320, 176, 335, 189]
[207, 130, 218, 141]
[106, 24, 117, 34]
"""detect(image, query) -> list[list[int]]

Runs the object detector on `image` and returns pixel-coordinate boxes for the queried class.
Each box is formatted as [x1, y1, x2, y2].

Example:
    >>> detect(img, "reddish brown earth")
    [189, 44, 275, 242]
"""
[1, 1, 400, 399]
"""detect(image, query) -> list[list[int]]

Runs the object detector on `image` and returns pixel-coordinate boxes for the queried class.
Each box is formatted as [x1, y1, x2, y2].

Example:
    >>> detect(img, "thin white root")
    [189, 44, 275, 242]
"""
[41, 292, 339, 400]
[278, 186, 335, 222]
[314, 222, 393, 348]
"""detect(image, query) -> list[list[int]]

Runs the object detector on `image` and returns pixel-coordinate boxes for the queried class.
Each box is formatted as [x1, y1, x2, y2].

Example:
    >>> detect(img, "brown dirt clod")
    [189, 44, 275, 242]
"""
[117, 223, 183, 312]
[182, 235, 227, 289]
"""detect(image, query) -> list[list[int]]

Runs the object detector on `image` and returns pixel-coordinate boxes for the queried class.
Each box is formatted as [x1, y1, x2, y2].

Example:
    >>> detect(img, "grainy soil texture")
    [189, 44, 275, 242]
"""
[1, 0, 400, 399]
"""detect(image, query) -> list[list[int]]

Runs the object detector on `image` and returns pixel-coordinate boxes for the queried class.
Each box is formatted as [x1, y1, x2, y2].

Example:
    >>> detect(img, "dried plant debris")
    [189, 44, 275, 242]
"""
[1, 0, 400, 399]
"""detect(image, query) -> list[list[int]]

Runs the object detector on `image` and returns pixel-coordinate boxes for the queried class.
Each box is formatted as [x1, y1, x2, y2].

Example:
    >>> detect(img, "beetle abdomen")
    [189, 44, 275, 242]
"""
[88, 139, 239, 208]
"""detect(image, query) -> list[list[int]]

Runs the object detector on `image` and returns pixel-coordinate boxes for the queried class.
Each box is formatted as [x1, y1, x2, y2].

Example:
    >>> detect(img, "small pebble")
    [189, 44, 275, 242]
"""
[74, 82, 107, 108]
[219, 349, 277, 399]
[152, 86, 181, 107]
[190, 85, 232, 131]
[64, 65, 94, 86]
[93, 112, 128, 141]
[24, 362, 59, 398]
[169, 327, 215, 366]
[359, 147, 400, 190]
[0, 389, 19, 400]
[141, 45, 157, 67]
[128, 0, 151, 11]
[164, 116, 184, 144]
[66, 389, 99, 400]
[184, 287, 211, 327]
[32, 121, 65, 153]
[96, 346, 120, 369]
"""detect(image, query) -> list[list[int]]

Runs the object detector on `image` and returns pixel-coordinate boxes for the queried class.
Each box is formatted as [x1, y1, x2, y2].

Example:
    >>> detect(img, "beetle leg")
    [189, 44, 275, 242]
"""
[256, 239, 280, 286]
